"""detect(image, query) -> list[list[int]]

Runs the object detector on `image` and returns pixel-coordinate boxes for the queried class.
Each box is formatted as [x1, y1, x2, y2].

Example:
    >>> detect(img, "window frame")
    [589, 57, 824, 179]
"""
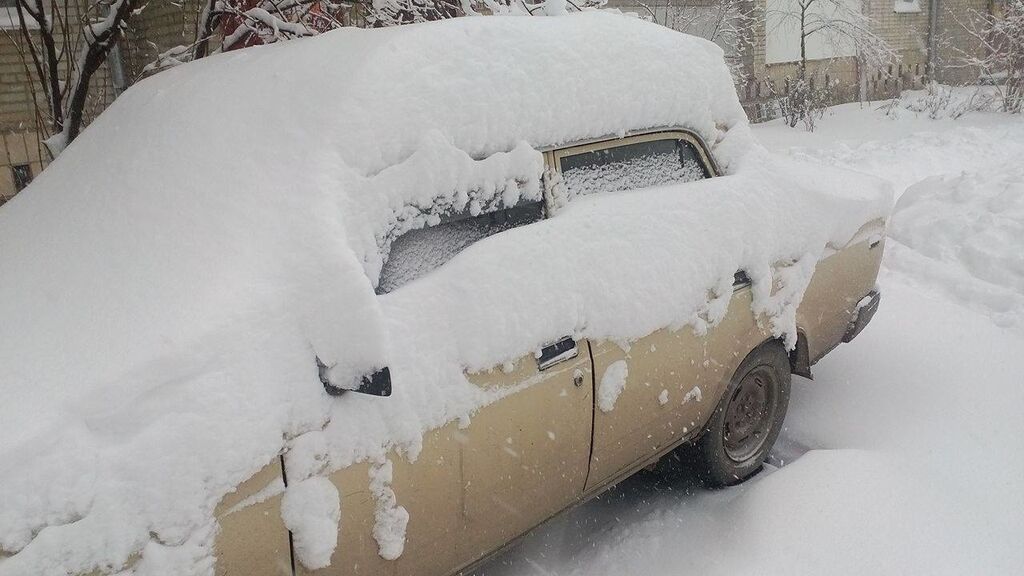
[549, 128, 719, 181]
[375, 128, 719, 294]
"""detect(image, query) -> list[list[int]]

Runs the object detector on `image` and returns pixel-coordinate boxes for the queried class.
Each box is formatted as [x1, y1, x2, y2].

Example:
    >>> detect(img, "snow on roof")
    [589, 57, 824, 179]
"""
[0, 11, 890, 576]
[139, 9, 748, 177]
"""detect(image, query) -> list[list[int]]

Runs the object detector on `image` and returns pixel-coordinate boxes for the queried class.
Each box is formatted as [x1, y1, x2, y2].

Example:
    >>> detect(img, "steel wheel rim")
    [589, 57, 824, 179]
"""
[722, 365, 778, 462]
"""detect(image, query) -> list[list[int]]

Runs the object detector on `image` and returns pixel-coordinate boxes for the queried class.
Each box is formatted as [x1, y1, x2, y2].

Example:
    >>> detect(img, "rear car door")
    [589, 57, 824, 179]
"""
[550, 132, 720, 492]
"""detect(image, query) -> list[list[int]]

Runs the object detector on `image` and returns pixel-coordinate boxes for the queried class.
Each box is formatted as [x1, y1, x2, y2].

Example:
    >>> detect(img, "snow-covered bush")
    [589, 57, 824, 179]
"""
[185, 0, 606, 65]
[904, 81, 955, 119]
[769, 74, 835, 131]
[951, 0, 1023, 113]
[896, 83, 1003, 119]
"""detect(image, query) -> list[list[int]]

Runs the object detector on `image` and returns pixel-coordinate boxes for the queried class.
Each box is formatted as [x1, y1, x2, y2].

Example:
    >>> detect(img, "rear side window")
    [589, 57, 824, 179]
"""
[377, 202, 543, 294]
[558, 138, 709, 197]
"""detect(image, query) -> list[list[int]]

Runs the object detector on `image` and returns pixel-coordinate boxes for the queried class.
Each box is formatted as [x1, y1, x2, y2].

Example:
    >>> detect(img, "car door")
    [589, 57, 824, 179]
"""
[455, 337, 593, 567]
[306, 200, 593, 576]
[550, 131, 722, 492]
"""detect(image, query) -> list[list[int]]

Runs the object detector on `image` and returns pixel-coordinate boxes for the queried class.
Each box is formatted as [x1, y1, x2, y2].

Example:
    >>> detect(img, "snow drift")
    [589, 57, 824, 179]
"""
[0, 11, 890, 576]
[887, 169, 1024, 333]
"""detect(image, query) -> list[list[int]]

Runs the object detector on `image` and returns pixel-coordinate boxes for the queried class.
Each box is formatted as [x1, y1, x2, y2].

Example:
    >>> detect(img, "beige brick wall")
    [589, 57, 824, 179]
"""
[870, 0, 931, 53]
[936, 0, 989, 84]
[121, 0, 202, 80]
[0, 31, 39, 130]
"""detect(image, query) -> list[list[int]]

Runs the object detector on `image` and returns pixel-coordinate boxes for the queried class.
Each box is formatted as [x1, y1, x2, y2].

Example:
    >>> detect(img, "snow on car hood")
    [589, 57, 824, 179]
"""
[0, 12, 890, 576]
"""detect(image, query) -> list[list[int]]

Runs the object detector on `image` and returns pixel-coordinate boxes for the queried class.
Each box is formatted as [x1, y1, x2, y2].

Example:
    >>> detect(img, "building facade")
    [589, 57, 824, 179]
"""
[609, 0, 993, 120]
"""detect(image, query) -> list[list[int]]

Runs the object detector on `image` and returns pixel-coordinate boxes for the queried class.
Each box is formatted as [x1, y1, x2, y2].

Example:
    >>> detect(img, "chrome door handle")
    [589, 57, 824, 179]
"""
[537, 336, 578, 371]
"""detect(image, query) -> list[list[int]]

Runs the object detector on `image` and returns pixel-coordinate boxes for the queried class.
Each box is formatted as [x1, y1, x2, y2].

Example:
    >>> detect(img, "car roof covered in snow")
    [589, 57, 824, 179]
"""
[115, 10, 749, 176]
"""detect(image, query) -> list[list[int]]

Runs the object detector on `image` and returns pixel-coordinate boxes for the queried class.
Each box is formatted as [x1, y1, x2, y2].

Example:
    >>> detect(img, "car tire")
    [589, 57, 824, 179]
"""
[685, 341, 791, 487]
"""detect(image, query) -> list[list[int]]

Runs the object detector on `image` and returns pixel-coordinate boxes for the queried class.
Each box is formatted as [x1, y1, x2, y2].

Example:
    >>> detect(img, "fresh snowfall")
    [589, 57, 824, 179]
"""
[0, 10, 1021, 576]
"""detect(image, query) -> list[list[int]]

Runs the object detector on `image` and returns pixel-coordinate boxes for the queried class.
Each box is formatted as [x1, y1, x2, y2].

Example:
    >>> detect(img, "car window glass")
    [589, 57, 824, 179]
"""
[378, 202, 543, 295]
[559, 138, 708, 197]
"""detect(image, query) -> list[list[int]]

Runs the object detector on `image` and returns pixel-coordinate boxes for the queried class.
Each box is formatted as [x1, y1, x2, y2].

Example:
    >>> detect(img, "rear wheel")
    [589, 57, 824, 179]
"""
[686, 342, 791, 487]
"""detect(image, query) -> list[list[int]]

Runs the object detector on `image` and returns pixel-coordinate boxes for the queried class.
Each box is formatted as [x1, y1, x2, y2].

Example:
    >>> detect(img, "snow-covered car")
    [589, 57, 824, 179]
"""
[0, 12, 892, 576]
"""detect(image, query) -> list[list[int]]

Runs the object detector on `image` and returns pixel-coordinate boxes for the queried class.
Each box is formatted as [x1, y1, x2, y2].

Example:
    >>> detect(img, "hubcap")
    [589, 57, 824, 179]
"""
[722, 365, 778, 462]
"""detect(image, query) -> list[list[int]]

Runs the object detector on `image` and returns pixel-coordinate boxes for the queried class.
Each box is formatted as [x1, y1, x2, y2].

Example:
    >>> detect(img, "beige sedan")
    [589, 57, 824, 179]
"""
[211, 126, 884, 576]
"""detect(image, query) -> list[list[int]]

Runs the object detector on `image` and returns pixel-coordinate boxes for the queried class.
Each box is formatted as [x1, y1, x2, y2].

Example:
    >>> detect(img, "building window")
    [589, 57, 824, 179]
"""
[894, 0, 921, 13]
[12, 164, 33, 192]
[2, 0, 22, 30]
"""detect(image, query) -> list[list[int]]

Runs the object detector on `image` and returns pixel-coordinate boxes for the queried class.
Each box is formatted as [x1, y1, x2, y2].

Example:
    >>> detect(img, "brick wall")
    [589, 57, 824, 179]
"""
[0, 28, 40, 130]
[936, 0, 990, 84]
[121, 0, 202, 80]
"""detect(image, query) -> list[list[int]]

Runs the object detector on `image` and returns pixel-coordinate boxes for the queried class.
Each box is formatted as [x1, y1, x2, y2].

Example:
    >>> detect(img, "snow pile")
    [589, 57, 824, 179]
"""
[280, 478, 341, 570]
[887, 169, 1024, 332]
[758, 100, 1024, 197]
[597, 360, 629, 413]
[760, 99, 1024, 331]
[368, 460, 409, 561]
[0, 12, 889, 576]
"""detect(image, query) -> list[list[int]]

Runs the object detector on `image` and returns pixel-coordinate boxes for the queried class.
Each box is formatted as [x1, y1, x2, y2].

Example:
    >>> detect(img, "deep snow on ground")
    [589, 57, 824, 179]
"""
[477, 101, 1024, 575]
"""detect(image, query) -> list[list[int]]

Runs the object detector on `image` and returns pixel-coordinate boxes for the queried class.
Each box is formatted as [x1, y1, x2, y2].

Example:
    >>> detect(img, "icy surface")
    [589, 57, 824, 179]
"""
[0, 13, 890, 576]
[597, 361, 629, 413]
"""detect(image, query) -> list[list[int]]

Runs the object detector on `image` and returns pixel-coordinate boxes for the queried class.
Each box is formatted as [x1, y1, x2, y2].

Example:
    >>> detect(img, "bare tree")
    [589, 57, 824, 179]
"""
[629, 0, 757, 82]
[5, 0, 140, 155]
[950, 0, 1023, 113]
[769, 0, 894, 77]
[156, 0, 601, 71]
[766, 0, 896, 129]
[178, 0, 470, 68]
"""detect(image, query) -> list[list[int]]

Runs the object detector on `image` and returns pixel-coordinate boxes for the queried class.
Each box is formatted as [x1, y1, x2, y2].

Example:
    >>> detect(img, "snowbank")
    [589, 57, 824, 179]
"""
[0, 12, 889, 576]
[887, 170, 1024, 333]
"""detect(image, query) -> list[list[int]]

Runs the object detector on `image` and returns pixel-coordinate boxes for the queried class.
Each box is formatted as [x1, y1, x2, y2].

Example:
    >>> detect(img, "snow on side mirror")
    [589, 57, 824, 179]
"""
[316, 357, 392, 397]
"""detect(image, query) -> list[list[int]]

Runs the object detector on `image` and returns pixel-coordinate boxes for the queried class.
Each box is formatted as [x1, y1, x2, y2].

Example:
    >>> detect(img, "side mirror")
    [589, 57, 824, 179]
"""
[316, 357, 392, 397]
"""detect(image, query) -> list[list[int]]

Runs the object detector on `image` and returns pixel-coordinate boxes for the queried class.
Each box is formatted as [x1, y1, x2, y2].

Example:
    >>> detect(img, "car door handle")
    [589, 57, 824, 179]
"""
[537, 336, 579, 371]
